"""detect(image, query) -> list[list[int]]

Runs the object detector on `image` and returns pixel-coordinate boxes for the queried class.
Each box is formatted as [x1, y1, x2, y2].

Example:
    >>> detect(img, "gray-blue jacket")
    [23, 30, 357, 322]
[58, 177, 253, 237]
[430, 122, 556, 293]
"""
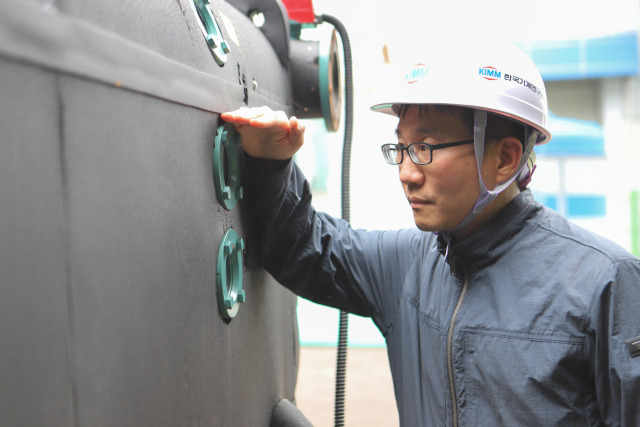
[245, 157, 640, 426]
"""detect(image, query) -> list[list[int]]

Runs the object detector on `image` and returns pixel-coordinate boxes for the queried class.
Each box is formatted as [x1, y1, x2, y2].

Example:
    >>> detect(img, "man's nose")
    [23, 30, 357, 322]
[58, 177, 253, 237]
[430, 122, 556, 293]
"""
[398, 157, 425, 186]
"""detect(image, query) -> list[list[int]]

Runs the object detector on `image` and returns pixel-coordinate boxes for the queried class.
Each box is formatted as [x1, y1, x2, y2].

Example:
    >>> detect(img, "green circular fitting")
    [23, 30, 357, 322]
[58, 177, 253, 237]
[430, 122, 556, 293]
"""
[213, 123, 243, 210]
[191, 0, 229, 66]
[216, 228, 245, 319]
[318, 29, 342, 132]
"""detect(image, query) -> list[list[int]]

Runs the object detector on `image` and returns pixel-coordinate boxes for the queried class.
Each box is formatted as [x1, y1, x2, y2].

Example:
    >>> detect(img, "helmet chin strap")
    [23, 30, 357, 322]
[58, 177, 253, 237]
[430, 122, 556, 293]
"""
[447, 110, 536, 237]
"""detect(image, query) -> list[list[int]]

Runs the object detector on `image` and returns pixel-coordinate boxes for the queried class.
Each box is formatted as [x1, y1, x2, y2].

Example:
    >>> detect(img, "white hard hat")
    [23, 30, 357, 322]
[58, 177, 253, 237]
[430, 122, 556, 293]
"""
[371, 41, 551, 144]
[371, 41, 551, 234]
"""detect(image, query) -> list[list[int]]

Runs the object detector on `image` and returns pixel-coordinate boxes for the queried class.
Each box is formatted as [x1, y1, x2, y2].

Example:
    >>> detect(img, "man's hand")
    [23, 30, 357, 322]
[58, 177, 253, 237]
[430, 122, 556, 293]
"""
[221, 106, 305, 161]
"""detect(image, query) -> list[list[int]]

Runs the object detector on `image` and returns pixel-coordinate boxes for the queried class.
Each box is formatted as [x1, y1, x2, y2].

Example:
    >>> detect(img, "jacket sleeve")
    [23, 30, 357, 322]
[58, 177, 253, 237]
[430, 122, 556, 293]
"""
[242, 154, 422, 333]
[589, 257, 640, 426]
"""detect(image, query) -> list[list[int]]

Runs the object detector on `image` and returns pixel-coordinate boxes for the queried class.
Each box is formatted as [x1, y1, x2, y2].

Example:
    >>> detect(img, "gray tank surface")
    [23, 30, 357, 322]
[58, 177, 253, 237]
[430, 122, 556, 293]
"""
[0, 0, 327, 425]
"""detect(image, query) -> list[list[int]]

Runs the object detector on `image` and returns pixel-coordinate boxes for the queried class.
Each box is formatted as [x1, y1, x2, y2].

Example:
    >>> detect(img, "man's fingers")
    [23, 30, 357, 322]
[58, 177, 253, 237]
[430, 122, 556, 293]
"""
[241, 108, 288, 128]
[220, 107, 305, 159]
[221, 107, 295, 135]
[221, 107, 260, 125]
[289, 116, 305, 137]
[287, 116, 305, 150]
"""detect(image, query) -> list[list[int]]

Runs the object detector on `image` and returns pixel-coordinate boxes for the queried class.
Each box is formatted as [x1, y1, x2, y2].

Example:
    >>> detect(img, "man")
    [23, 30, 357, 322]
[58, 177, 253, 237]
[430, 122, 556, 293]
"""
[221, 42, 640, 426]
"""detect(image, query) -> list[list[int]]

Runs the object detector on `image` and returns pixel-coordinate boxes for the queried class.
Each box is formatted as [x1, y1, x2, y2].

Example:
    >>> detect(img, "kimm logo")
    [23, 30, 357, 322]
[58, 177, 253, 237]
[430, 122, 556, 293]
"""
[479, 66, 501, 80]
[404, 63, 429, 84]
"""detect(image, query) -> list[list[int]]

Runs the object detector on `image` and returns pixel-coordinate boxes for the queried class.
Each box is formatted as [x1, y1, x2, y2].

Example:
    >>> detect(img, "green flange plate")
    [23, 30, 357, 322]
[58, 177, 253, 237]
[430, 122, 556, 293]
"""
[213, 122, 243, 211]
[216, 228, 245, 319]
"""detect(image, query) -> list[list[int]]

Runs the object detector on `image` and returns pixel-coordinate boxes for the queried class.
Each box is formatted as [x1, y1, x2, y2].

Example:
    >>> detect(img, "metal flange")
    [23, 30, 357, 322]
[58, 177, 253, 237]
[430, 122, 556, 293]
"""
[318, 29, 342, 132]
[216, 228, 245, 319]
[213, 122, 243, 211]
[190, 0, 230, 66]
[289, 28, 343, 132]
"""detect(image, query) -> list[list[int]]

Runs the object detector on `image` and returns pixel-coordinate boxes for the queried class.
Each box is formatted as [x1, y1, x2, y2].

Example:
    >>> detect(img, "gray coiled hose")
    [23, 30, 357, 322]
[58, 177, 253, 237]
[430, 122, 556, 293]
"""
[315, 13, 353, 427]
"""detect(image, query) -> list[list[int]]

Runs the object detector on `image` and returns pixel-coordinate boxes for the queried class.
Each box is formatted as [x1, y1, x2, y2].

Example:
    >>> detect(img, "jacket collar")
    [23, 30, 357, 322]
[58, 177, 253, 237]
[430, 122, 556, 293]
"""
[437, 189, 540, 274]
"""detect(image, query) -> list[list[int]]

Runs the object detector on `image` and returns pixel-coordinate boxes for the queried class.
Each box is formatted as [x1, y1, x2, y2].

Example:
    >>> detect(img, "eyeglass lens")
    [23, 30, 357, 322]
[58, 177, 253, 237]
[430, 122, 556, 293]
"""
[384, 144, 431, 165]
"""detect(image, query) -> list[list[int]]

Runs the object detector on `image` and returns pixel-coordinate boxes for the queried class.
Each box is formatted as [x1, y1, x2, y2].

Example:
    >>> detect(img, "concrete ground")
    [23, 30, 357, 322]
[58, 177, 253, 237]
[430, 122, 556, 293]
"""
[295, 347, 399, 427]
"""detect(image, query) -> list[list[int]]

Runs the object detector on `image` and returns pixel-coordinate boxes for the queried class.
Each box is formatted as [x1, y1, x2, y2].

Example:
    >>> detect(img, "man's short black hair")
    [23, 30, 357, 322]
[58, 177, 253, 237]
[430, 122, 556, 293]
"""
[397, 104, 525, 149]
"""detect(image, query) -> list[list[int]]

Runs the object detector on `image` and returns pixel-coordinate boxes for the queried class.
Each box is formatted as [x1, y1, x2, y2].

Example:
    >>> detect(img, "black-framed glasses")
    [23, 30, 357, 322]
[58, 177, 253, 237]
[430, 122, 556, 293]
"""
[381, 139, 474, 165]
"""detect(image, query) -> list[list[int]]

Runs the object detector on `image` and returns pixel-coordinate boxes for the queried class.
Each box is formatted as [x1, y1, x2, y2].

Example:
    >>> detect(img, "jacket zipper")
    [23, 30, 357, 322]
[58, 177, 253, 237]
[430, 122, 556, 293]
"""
[446, 261, 468, 427]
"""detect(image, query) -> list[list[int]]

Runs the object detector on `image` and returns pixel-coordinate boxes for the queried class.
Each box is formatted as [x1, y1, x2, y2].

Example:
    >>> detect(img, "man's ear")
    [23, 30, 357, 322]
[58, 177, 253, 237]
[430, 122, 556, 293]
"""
[495, 137, 523, 183]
